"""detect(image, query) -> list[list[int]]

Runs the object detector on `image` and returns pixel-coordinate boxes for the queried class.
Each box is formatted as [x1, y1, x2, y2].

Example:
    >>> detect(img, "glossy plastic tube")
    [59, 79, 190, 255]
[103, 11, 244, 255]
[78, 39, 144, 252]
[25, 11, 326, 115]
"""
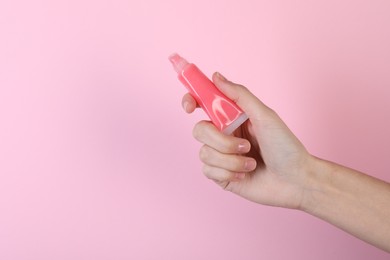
[169, 53, 248, 135]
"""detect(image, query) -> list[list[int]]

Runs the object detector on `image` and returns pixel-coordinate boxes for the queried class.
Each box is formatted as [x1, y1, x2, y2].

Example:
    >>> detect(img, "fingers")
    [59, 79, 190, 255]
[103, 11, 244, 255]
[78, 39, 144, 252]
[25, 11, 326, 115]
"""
[202, 165, 246, 183]
[200, 147, 255, 183]
[193, 121, 256, 182]
[212, 72, 274, 121]
[193, 120, 255, 182]
[193, 121, 251, 154]
[181, 93, 198, 113]
[199, 145, 257, 173]
[183, 72, 276, 124]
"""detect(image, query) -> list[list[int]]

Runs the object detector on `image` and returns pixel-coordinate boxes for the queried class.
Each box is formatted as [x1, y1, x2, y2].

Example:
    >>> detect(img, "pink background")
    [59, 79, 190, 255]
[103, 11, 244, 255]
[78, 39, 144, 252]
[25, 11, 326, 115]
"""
[1, 0, 389, 259]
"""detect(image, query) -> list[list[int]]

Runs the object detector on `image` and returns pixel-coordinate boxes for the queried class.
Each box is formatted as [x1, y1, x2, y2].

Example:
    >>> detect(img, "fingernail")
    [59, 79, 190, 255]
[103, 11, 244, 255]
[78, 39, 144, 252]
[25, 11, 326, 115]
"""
[238, 143, 249, 153]
[183, 101, 189, 111]
[235, 172, 246, 180]
[245, 159, 256, 171]
[216, 72, 227, 81]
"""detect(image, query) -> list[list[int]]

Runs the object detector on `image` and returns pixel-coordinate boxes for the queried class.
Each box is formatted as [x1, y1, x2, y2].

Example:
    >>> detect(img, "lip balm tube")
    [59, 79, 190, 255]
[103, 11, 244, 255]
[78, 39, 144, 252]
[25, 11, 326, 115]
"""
[169, 53, 248, 135]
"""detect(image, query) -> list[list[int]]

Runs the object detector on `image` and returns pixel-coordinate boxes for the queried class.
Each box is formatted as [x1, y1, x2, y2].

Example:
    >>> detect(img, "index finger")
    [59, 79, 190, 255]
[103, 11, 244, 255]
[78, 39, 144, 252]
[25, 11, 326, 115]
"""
[193, 121, 251, 154]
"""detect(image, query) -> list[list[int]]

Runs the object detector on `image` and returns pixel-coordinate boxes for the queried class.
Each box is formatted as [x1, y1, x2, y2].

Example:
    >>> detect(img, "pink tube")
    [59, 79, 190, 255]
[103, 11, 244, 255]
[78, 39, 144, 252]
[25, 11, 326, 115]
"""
[169, 53, 248, 135]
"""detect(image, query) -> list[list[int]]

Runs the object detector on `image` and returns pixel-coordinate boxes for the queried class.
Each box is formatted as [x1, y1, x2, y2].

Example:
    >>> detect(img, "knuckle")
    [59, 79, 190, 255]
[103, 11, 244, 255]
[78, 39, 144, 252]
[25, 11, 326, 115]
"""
[198, 145, 210, 162]
[266, 107, 278, 117]
[222, 141, 236, 153]
[192, 121, 207, 141]
[223, 182, 233, 191]
[232, 83, 249, 94]
[232, 157, 246, 171]
[202, 165, 212, 179]
[237, 84, 248, 91]
[192, 126, 200, 140]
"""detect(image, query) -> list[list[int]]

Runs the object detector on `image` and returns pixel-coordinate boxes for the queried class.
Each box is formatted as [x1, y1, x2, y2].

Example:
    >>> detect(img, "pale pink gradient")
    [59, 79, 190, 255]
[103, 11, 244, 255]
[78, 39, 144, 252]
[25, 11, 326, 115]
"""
[0, 0, 389, 259]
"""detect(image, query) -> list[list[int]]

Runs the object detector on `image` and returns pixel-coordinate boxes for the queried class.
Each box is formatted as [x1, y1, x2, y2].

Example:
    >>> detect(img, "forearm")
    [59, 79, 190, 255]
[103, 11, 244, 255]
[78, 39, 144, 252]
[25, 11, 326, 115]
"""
[302, 156, 390, 252]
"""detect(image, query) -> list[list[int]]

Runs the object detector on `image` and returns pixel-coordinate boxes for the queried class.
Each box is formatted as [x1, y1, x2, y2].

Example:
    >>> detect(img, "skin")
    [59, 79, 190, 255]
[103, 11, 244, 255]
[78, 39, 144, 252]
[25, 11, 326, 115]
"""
[181, 72, 390, 252]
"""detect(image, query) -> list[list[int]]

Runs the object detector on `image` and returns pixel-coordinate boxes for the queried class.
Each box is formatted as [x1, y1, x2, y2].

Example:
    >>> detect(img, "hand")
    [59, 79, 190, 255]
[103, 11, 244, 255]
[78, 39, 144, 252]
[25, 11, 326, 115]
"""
[182, 72, 314, 209]
[181, 72, 390, 251]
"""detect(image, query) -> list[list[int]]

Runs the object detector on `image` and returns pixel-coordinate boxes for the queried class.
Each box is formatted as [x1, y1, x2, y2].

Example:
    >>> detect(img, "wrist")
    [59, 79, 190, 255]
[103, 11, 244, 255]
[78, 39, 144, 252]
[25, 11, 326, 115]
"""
[299, 156, 336, 213]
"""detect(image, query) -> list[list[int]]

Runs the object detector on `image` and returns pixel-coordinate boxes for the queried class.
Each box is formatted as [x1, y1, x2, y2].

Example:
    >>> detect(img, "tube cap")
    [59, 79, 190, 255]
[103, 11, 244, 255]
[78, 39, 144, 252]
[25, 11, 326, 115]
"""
[169, 53, 189, 74]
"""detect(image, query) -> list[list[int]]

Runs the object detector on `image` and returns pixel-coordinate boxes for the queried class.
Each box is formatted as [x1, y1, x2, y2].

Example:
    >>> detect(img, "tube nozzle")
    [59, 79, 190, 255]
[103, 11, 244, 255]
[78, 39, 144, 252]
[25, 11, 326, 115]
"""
[169, 53, 189, 74]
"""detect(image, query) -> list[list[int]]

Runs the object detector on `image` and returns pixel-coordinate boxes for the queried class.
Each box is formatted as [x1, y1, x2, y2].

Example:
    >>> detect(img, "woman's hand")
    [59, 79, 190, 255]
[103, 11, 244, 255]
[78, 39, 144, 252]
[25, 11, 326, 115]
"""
[182, 72, 314, 209]
[181, 72, 390, 252]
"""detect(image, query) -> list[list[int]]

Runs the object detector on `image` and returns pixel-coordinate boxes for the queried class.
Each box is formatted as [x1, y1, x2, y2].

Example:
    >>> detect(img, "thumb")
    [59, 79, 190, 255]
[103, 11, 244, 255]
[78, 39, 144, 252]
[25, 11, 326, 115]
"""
[212, 72, 272, 120]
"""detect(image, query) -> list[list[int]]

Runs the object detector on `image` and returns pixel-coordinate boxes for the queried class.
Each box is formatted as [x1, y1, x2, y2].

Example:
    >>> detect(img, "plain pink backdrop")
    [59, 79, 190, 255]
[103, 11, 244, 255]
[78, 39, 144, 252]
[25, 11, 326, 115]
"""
[0, 0, 389, 259]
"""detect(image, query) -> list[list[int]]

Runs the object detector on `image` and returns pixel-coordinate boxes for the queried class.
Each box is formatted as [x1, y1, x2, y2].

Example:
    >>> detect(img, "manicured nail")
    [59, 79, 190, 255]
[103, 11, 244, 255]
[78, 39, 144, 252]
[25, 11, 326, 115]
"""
[238, 143, 249, 153]
[235, 172, 246, 180]
[183, 101, 189, 111]
[216, 72, 227, 81]
[245, 159, 256, 171]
